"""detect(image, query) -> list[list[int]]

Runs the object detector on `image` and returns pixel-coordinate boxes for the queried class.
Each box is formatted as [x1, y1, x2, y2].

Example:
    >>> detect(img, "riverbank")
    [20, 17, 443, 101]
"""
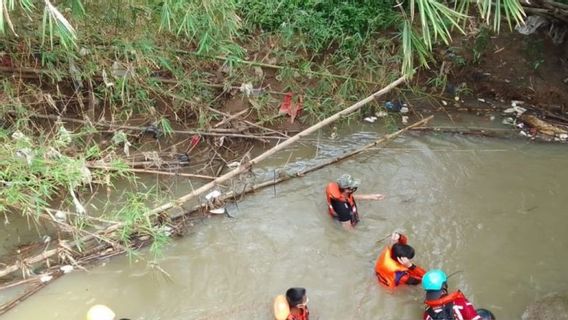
[1, 17, 567, 316]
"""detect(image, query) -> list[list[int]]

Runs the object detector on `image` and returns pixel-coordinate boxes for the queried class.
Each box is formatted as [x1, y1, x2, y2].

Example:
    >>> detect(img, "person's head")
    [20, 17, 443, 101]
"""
[422, 269, 449, 301]
[391, 243, 415, 260]
[86, 305, 115, 320]
[286, 287, 308, 308]
[477, 308, 496, 320]
[337, 174, 360, 194]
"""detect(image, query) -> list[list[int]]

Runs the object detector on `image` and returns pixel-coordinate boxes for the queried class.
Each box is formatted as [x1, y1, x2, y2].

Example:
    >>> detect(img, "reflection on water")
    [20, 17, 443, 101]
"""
[2, 125, 568, 319]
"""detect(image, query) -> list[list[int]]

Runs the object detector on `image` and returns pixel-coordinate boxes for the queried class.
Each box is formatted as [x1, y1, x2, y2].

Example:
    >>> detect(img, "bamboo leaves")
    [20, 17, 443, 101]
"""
[158, 0, 242, 55]
[401, 0, 525, 76]
[42, 0, 77, 48]
[0, 0, 78, 48]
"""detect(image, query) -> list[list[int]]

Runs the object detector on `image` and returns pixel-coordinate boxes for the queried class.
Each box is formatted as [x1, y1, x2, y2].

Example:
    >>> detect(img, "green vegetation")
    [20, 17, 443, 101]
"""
[0, 0, 528, 260]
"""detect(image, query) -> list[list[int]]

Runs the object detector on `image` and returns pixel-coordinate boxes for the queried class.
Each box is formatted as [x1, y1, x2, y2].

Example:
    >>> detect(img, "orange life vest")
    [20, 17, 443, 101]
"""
[287, 307, 309, 320]
[325, 182, 356, 218]
[424, 291, 465, 308]
[374, 246, 409, 288]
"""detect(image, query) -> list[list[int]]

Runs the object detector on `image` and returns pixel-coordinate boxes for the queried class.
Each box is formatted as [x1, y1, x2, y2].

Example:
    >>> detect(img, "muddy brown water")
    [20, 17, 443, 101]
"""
[1, 116, 567, 319]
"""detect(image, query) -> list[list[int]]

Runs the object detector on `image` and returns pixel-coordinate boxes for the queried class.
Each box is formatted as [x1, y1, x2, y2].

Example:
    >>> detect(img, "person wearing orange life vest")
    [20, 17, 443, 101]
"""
[375, 232, 426, 288]
[325, 174, 384, 230]
[285, 287, 309, 320]
[422, 269, 494, 320]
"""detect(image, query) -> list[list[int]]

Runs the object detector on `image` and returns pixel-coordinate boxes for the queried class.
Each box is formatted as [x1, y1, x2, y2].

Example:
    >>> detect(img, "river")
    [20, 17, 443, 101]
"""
[2, 116, 568, 319]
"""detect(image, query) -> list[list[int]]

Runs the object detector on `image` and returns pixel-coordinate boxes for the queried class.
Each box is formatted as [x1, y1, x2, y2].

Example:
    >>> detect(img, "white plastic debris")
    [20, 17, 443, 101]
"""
[489, 115, 496, 121]
[477, 98, 486, 103]
[79, 47, 90, 56]
[209, 208, 226, 215]
[364, 116, 377, 123]
[441, 100, 448, 106]
[69, 187, 86, 215]
[11, 131, 26, 141]
[454, 96, 460, 101]
[57, 126, 72, 146]
[239, 82, 254, 97]
[511, 100, 525, 107]
[402, 116, 409, 125]
[123, 140, 132, 156]
[559, 133, 568, 140]
[502, 118, 515, 125]
[400, 107, 409, 114]
[520, 131, 529, 137]
[102, 70, 114, 87]
[55, 211, 67, 223]
[60, 265, 74, 274]
[161, 225, 174, 236]
[227, 161, 240, 169]
[516, 16, 549, 35]
[503, 106, 527, 116]
[15, 148, 34, 165]
[111, 61, 127, 78]
[205, 190, 222, 201]
[80, 165, 93, 185]
[375, 111, 388, 118]
[40, 275, 53, 283]
[46, 147, 62, 159]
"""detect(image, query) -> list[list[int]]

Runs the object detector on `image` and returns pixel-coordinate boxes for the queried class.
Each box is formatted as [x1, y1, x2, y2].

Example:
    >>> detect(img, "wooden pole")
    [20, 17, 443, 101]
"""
[0, 75, 407, 282]
[170, 115, 432, 220]
[147, 75, 407, 216]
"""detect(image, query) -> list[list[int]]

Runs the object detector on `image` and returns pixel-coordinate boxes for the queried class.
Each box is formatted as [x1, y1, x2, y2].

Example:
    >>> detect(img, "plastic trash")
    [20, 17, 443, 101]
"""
[364, 116, 377, 123]
[400, 107, 409, 114]
[55, 211, 67, 223]
[384, 101, 402, 112]
[516, 16, 548, 35]
[40, 275, 53, 283]
[209, 208, 226, 215]
[60, 265, 74, 273]
[402, 116, 409, 124]
[205, 190, 222, 201]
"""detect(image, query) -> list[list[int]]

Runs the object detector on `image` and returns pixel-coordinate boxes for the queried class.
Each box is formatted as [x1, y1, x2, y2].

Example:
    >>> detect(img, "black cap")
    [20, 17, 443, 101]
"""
[286, 287, 306, 306]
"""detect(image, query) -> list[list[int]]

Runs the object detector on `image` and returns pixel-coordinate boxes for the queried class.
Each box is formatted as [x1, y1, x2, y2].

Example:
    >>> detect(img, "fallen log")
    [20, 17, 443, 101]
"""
[409, 126, 519, 139]
[0, 115, 427, 315]
[171, 116, 433, 220]
[147, 75, 407, 216]
[519, 114, 568, 136]
[0, 115, 430, 283]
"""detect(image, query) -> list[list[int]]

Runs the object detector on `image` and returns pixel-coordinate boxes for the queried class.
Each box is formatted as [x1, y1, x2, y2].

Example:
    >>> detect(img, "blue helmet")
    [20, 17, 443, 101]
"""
[422, 269, 448, 291]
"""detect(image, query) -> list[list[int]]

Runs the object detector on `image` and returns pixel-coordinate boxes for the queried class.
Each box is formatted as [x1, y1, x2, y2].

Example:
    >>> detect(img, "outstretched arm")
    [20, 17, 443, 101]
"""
[353, 193, 385, 200]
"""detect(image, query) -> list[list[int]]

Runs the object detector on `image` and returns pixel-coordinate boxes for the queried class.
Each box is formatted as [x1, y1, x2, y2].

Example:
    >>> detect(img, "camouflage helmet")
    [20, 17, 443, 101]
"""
[337, 174, 360, 189]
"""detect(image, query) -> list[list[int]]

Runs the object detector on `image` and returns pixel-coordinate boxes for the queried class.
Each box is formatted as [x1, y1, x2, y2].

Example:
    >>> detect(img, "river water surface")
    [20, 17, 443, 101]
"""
[2, 118, 568, 319]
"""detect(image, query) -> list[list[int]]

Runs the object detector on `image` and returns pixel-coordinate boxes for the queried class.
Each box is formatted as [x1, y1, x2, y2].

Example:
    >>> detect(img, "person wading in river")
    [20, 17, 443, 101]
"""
[285, 287, 310, 320]
[422, 269, 488, 320]
[325, 174, 384, 230]
[375, 232, 426, 288]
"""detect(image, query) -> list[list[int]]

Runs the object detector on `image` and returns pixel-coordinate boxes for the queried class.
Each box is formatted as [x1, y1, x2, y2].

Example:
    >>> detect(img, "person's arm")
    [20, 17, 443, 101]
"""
[453, 295, 481, 320]
[353, 193, 385, 200]
[391, 232, 408, 245]
[399, 264, 426, 285]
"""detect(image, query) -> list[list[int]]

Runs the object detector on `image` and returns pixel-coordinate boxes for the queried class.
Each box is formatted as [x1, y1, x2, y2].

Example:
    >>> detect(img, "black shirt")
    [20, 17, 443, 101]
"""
[330, 198, 358, 224]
